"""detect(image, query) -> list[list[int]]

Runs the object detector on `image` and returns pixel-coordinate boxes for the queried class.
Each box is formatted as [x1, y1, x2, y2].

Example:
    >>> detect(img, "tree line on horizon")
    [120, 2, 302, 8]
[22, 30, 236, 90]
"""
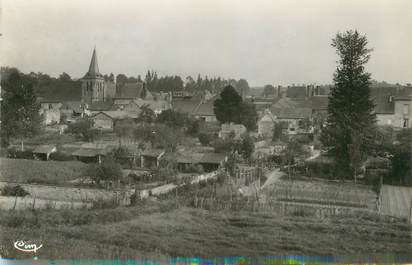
[1, 67, 250, 100]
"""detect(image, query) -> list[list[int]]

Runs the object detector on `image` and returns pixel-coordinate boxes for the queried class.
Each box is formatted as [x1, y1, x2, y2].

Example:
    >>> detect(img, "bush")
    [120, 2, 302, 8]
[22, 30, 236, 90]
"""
[3, 211, 39, 228]
[198, 133, 212, 146]
[85, 156, 122, 186]
[306, 157, 337, 179]
[1, 184, 30, 197]
[91, 198, 120, 209]
[50, 151, 73, 161]
[8, 149, 33, 159]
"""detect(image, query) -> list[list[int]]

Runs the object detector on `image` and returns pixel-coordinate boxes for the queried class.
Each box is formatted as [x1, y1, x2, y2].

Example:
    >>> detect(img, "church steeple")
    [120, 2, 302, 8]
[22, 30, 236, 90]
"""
[84, 47, 102, 78]
[82, 46, 106, 104]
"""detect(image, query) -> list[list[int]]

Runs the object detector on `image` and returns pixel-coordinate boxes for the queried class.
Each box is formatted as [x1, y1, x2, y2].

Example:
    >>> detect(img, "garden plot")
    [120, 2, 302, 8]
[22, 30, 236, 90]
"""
[380, 185, 412, 219]
[0, 182, 126, 203]
[262, 179, 377, 210]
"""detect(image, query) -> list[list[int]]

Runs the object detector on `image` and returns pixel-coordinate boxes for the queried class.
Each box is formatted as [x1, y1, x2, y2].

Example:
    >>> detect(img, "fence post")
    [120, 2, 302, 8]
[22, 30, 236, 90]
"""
[13, 196, 18, 210]
[409, 199, 412, 223]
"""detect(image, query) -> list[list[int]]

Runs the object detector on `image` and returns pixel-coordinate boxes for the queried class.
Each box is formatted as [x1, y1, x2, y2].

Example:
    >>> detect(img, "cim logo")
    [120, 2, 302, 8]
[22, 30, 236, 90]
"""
[13, 240, 43, 253]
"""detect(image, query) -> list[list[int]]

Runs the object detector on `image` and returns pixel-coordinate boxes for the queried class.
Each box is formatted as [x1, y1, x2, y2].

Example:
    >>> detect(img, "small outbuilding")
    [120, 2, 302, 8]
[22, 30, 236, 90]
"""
[72, 148, 108, 163]
[140, 149, 165, 169]
[32, 145, 57, 160]
[91, 112, 114, 131]
[198, 153, 227, 172]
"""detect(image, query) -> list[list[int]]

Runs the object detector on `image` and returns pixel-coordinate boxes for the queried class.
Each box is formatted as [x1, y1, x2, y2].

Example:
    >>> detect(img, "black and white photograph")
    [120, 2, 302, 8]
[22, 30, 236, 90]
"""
[0, 0, 411, 264]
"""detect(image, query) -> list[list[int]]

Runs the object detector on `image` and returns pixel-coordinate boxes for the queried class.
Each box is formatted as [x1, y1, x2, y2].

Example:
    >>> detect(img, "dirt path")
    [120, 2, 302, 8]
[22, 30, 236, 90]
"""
[260, 168, 285, 190]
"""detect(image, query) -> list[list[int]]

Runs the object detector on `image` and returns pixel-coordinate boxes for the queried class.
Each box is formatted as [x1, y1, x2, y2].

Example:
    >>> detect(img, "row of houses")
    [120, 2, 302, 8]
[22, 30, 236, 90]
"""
[254, 85, 412, 139]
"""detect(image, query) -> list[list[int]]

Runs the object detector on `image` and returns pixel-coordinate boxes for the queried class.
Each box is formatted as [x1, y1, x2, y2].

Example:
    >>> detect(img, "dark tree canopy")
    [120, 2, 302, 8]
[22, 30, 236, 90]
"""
[213, 85, 243, 124]
[85, 156, 122, 185]
[263, 84, 276, 97]
[137, 104, 156, 123]
[67, 117, 98, 142]
[1, 69, 42, 146]
[213, 85, 258, 131]
[240, 102, 258, 131]
[321, 30, 376, 178]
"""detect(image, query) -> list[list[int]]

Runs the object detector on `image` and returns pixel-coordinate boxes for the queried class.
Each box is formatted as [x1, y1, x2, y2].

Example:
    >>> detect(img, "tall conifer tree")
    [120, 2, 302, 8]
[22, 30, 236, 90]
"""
[321, 30, 376, 178]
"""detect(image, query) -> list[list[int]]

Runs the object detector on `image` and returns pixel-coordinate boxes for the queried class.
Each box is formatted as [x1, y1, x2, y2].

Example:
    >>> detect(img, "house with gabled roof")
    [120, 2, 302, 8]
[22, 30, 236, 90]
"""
[258, 109, 276, 138]
[270, 98, 312, 135]
[91, 112, 114, 131]
[192, 98, 217, 122]
[371, 86, 412, 128]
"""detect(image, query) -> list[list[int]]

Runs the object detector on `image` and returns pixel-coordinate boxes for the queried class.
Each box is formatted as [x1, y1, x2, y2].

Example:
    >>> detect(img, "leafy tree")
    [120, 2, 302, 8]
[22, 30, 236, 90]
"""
[85, 156, 122, 186]
[116, 74, 128, 86]
[281, 136, 310, 178]
[240, 103, 258, 131]
[263, 84, 276, 97]
[59, 72, 72, 81]
[1, 184, 30, 197]
[391, 152, 412, 186]
[240, 135, 255, 159]
[152, 124, 183, 152]
[67, 117, 98, 142]
[272, 123, 283, 141]
[213, 85, 258, 130]
[213, 137, 241, 154]
[186, 118, 200, 136]
[213, 85, 243, 124]
[114, 118, 135, 142]
[1, 69, 42, 147]
[389, 128, 412, 186]
[137, 104, 156, 123]
[133, 124, 156, 142]
[321, 30, 376, 178]
[133, 124, 183, 152]
[156, 109, 186, 128]
[198, 133, 212, 146]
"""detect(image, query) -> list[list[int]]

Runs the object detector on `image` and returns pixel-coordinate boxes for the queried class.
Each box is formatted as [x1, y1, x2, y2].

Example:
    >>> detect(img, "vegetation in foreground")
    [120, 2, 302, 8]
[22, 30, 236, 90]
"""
[0, 199, 410, 259]
[0, 158, 88, 185]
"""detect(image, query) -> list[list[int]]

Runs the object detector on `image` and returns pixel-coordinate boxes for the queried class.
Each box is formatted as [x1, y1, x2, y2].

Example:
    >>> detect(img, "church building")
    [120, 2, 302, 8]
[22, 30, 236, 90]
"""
[81, 48, 115, 104]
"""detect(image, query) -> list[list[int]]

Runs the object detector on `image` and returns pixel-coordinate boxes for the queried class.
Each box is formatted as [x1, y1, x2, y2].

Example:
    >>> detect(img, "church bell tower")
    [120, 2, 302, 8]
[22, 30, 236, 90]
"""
[81, 47, 106, 104]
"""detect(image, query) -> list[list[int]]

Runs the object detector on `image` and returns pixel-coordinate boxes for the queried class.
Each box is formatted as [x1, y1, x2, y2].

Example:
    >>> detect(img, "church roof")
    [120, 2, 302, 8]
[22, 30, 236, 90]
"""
[114, 82, 145, 99]
[83, 48, 103, 79]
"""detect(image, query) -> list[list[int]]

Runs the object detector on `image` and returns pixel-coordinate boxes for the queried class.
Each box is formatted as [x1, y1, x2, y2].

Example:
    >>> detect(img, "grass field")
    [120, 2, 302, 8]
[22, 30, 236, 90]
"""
[380, 184, 412, 218]
[0, 200, 410, 259]
[0, 158, 88, 185]
[262, 179, 378, 210]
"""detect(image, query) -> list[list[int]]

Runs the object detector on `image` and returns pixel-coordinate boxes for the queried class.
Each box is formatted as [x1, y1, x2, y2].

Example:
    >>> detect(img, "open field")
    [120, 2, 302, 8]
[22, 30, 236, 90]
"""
[0, 196, 91, 210]
[0, 158, 88, 185]
[0, 181, 132, 210]
[0, 200, 411, 259]
[262, 178, 378, 210]
[380, 184, 412, 219]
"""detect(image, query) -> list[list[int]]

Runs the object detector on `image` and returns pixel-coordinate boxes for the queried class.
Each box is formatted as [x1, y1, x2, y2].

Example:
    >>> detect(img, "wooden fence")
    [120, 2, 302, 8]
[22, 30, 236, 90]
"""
[191, 197, 376, 218]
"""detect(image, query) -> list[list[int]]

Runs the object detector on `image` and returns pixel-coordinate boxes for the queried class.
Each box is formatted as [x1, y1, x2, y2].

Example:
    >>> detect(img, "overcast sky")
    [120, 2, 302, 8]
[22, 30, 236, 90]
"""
[1, 0, 411, 86]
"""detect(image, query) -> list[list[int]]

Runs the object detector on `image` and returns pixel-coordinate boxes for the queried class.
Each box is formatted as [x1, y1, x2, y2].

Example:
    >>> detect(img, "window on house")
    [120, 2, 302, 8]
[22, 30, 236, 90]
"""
[403, 104, 410, 115]
[48, 104, 52, 109]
